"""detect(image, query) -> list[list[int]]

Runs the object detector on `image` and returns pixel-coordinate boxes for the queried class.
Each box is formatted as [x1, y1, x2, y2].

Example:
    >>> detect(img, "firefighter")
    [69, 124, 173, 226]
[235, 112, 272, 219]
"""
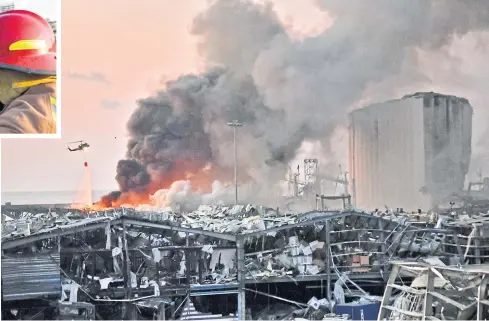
[0, 9, 57, 134]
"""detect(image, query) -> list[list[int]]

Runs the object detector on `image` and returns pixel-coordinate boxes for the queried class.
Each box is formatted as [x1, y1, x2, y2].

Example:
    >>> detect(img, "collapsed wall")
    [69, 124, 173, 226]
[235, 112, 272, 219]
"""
[349, 92, 472, 210]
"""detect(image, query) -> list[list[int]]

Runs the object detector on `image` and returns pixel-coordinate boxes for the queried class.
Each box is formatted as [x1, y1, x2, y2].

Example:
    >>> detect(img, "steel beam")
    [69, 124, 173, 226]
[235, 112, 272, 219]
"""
[236, 238, 246, 320]
[477, 275, 489, 320]
[378, 219, 387, 279]
[423, 268, 435, 319]
[244, 210, 436, 238]
[243, 272, 383, 284]
[122, 218, 236, 242]
[60, 245, 237, 253]
[325, 220, 332, 309]
[1, 219, 120, 250]
[378, 264, 400, 320]
[243, 211, 351, 237]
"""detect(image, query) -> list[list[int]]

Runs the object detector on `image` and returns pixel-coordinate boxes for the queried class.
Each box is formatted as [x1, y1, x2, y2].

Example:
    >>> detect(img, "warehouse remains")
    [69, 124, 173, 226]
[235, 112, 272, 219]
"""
[380, 261, 489, 320]
[2, 201, 489, 320]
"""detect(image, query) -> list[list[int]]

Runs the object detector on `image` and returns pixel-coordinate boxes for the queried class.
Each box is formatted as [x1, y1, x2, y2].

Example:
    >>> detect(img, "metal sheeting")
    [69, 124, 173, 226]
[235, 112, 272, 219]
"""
[349, 92, 472, 210]
[350, 96, 429, 210]
[423, 93, 473, 204]
[2, 254, 61, 301]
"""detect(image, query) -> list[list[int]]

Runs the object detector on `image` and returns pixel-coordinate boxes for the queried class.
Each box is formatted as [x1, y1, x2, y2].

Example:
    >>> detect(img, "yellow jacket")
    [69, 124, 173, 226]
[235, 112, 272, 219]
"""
[0, 75, 56, 134]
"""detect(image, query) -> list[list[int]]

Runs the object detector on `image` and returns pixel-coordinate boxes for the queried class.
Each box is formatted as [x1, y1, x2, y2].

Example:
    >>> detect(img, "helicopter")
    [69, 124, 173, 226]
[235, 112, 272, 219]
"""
[67, 140, 90, 152]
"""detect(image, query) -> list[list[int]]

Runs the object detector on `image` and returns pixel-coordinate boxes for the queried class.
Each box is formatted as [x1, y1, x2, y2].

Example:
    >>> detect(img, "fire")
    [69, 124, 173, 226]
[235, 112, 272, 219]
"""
[92, 160, 241, 209]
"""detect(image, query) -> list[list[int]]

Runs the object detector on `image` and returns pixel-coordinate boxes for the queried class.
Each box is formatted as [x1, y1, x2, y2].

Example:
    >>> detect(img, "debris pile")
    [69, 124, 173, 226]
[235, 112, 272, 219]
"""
[1, 210, 112, 240]
[379, 260, 489, 320]
[441, 212, 489, 265]
[2, 205, 459, 283]
[3, 204, 488, 320]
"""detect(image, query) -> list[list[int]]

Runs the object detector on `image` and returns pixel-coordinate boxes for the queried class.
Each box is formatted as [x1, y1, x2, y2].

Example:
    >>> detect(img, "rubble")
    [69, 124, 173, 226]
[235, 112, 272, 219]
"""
[379, 260, 489, 320]
[3, 204, 489, 320]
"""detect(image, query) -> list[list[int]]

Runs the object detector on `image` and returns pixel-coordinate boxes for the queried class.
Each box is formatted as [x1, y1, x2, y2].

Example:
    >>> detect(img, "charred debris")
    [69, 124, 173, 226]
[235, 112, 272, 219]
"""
[2, 201, 489, 320]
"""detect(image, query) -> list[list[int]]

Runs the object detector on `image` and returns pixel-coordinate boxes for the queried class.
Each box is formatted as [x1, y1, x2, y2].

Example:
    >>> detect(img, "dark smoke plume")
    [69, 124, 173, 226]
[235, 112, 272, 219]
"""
[115, 160, 150, 193]
[104, 0, 489, 206]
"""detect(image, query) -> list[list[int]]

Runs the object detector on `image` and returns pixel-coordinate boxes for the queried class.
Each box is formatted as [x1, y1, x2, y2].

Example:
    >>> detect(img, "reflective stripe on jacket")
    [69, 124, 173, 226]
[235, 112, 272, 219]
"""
[0, 82, 56, 134]
[50, 95, 56, 124]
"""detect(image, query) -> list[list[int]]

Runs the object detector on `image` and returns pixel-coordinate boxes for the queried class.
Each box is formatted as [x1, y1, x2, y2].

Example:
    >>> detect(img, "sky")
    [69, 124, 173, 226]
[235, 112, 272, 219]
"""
[1, 0, 328, 193]
[1, 0, 57, 19]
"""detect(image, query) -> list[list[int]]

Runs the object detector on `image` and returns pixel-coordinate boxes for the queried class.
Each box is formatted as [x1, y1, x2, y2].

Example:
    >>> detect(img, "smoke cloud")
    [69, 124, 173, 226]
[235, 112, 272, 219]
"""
[103, 0, 489, 208]
[134, 180, 233, 213]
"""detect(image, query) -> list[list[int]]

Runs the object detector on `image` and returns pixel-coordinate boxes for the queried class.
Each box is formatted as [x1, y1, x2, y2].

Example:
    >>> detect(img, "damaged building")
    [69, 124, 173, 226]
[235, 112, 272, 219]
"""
[349, 92, 473, 211]
[3, 204, 489, 320]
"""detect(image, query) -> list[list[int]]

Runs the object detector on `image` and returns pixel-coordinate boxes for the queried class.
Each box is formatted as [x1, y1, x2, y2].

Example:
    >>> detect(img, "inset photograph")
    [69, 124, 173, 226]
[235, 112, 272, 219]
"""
[0, 0, 58, 136]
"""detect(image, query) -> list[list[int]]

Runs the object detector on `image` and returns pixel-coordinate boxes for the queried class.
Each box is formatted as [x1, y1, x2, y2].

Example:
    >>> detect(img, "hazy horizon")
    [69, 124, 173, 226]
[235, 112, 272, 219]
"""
[2, 189, 112, 205]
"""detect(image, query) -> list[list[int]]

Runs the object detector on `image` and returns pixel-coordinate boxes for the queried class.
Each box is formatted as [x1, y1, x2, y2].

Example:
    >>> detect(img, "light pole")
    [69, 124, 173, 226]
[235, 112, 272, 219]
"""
[228, 120, 242, 205]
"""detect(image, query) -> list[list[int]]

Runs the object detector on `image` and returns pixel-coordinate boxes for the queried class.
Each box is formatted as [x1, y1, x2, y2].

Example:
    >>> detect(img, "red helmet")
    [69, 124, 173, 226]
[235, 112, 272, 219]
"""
[0, 10, 56, 76]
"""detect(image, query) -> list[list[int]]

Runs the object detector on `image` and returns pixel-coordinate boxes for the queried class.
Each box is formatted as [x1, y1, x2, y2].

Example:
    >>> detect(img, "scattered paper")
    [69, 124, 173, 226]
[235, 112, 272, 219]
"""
[69, 283, 79, 303]
[152, 248, 161, 262]
[99, 277, 113, 290]
[308, 296, 320, 310]
[112, 247, 122, 257]
[202, 244, 214, 254]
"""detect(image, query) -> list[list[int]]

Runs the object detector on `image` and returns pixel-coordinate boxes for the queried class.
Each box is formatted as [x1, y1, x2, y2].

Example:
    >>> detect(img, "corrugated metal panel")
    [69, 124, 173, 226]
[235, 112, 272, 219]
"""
[349, 93, 471, 210]
[2, 254, 61, 301]
[423, 93, 472, 204]
[350, 96, 428, 210]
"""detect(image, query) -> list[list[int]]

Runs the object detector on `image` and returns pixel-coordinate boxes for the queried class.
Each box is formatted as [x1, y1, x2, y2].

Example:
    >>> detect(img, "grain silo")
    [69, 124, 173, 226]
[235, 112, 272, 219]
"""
[349, 92, 472, 210]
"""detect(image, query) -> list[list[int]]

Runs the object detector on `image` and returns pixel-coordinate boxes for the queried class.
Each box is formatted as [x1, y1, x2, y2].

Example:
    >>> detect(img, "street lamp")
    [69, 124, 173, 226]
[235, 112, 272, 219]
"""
[228, 120, 242, 205]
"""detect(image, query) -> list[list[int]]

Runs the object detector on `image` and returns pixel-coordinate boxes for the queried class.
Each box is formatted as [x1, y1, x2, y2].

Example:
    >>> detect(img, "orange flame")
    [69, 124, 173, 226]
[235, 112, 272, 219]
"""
[91, 159, 244, 209]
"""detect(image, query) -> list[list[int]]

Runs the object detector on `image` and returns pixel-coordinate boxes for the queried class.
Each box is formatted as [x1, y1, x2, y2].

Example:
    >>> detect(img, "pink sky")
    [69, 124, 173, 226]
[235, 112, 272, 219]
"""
[1, 0, 326, 192]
